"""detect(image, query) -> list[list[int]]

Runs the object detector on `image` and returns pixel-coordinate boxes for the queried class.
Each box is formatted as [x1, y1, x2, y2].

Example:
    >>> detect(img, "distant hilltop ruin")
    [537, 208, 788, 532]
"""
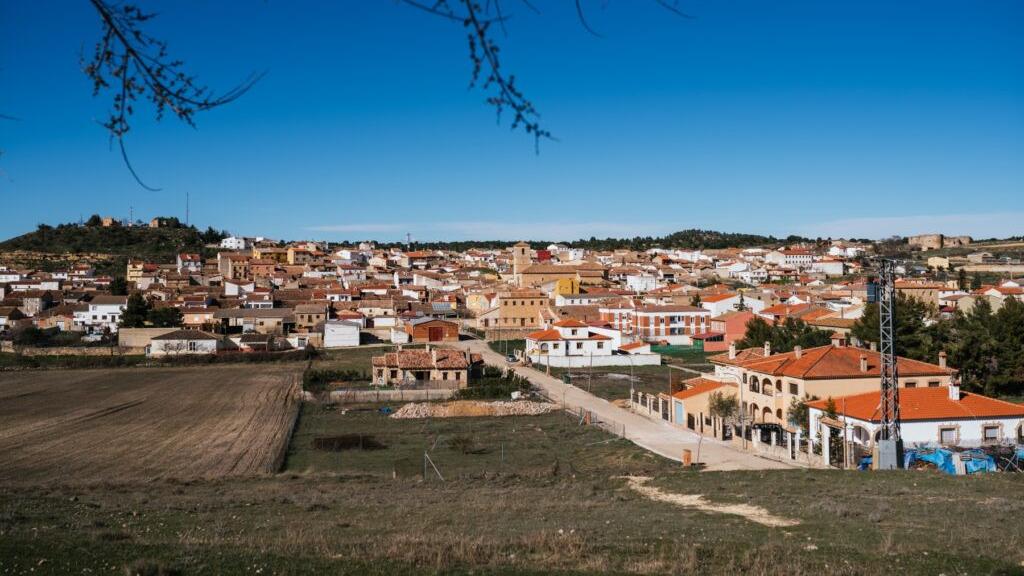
[907, 234, 972, 251]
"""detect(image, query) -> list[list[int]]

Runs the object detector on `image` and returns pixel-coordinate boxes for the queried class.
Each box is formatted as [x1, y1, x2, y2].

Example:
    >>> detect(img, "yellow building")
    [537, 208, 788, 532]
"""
[552, 277, 580, 296]
[251, 246, 288, 263]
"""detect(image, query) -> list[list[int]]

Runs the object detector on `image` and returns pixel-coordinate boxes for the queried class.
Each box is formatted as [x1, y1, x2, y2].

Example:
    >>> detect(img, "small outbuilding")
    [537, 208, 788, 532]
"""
[147, 330, 219, 357]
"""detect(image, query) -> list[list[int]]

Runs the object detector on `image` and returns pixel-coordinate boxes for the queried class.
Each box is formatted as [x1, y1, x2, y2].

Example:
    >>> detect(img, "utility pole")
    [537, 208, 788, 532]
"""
[185, 191, 190, 226]
[873, 258, 903, 469]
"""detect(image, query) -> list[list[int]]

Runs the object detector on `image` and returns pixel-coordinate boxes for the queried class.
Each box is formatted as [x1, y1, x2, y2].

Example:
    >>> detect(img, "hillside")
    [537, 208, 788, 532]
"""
[0, 222, 213, 263]
[381, 228, 807, 252]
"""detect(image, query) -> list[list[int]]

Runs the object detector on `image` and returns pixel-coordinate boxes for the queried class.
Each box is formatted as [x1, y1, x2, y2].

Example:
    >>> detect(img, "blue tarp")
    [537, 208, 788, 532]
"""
[916, 447, 995, 475]
[917, 449, 956, 474]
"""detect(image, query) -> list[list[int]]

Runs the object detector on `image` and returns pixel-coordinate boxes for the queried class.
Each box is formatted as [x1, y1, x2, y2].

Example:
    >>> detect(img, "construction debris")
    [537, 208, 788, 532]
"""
[390, 400, 555, 419]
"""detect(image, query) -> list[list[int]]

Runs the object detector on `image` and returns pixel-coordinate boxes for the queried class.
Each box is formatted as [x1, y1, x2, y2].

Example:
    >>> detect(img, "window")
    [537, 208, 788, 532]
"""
[789, 382, 799, 395]
[983, 425, 1000, 442]
[939, 426, 958, 445]
[187, 341, 198, 352]
[442, 372, 448, 380]
[905, 381, 917, 388]
[571, 329, 578, 336]
[553, 343, 560, 349]
[928, 381, 940, 388]
[455, 372, 461, 380]
[576, 342, 583, 350]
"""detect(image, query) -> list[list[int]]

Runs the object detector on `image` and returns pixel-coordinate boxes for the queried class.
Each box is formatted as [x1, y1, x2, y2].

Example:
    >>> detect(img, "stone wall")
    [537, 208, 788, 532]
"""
[0, 342, 125, 356]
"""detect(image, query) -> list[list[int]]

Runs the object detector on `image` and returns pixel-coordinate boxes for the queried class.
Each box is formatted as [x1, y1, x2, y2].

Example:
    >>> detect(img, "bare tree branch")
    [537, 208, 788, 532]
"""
[82, 0, 264, 190]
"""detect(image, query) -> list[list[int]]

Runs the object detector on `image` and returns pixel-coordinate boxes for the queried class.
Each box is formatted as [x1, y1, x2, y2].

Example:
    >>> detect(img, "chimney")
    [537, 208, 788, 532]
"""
[948, 383, 960, 401]
[939, 351, 947, 369]
[869, 341, 877, 352]
[763, 341, 771, 357]
[794, 345, 802, 359]
[728, 342, 737, 360]
[860, 354, 868, 373]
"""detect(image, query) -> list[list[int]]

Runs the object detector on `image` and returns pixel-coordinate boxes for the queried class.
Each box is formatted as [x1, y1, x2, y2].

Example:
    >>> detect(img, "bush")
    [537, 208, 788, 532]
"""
[454, 371, 532, 400]
[303, 368, 369, 393]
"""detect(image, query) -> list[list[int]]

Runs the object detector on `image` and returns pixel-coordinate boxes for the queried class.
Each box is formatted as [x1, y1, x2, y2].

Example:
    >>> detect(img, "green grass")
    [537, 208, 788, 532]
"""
[488, 339, 525, 356]
[312, 344, 425, 373]
[4, 403, 1024, 575]
[652, 345, 712, 365]
[551, 364, 689, 401]
[285, 404, 656, 480]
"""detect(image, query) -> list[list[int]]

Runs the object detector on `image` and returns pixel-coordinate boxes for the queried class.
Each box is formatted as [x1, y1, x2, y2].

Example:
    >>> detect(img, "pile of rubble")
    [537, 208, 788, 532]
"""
[390, 400, 555, 419]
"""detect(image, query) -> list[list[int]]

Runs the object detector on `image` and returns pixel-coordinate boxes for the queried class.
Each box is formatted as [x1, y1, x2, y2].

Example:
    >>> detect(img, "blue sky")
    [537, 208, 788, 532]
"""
[1, 1, 1021, 242]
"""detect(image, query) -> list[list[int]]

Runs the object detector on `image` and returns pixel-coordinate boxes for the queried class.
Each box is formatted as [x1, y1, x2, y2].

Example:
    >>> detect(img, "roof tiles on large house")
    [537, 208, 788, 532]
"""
[733, 345, 952, 380]
[807, 387, 1024, 422]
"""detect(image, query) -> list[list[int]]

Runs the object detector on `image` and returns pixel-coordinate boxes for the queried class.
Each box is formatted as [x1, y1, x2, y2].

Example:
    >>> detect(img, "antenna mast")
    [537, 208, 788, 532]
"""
[874, 258, 903, 469]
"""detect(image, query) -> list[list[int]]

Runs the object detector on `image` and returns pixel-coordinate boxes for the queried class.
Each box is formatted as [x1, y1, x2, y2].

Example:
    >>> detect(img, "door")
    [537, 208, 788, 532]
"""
[674, 401, 684, 424]
[428, 326, 444, 342]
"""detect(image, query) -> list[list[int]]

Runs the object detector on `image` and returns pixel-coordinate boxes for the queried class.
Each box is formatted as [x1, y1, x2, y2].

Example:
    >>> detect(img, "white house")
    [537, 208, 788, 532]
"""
[220, 236, 248, 250]
[147, 330, 219, 357]
[626, 273, 660, 293]
[699, 293, 766, 316]
[765, 249, 814, 269]
[323, 320, 361, 348]
[176, 253, 202, 274]
[73, 295, 128, 334]
[525, 320, 659, 368]
[224, 279, 256, 297]
[810, 259, 846, 277]
[808, 385, 1024, 449]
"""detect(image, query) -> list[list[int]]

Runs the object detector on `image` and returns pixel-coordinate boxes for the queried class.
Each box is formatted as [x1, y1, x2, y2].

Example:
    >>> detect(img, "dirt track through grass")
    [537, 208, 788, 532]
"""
[622, 475, 799, 527]
[0, 365, 301, 483]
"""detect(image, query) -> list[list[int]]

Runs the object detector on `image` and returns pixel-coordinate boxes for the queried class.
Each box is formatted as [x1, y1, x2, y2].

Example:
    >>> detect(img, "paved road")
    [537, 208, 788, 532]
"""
[463, 340, 793, 471]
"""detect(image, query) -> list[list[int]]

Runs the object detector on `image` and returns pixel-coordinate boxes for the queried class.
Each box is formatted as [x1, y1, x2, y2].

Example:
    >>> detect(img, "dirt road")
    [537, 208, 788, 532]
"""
[463, 340, 793, 471]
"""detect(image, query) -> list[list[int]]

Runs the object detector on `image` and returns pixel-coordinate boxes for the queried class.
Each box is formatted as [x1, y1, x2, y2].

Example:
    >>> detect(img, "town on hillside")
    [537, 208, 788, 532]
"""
[2, 221, 1023, 472]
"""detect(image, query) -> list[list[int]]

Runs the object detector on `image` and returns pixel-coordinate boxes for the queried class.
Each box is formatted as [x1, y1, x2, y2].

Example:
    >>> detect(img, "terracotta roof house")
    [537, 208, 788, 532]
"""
[371, 347, 482, 387]
[714, 339, 955, 427]
[807, 385, 1024, 448]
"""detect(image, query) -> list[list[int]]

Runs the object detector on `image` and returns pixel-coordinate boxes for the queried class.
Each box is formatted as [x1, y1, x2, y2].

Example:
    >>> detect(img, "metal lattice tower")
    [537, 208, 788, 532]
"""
[877, 259, 901, 442]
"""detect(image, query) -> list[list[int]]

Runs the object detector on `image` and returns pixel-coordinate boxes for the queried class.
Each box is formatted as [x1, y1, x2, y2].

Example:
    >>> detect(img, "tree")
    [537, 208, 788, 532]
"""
[690, 293, 702, 307]
[708, 391, 738, 429]
[147, 306, 183, 328]
[199, 226, 228, 244]
[970, 273, 983, 290]
[736, 292, 747, 311]
[957, 268, 967, 291]
[120, 293, 150, 328]
[109, 276, 128, 296]
[85, 214, 103, 227]
[786, 393, 819, 434]
[850, 294, 935, 359]
[736, 316, 832, 354]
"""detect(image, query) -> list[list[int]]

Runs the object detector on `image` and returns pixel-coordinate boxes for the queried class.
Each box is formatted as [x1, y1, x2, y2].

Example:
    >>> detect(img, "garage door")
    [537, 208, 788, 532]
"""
[428, 326, 444, 342]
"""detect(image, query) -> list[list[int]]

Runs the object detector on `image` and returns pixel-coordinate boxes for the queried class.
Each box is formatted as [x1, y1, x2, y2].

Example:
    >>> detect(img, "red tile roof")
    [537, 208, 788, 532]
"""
[734, 345, 952, 380]
[526, 329, 562, 341]
[672, 378, 734, 400]
[807, 387, 1024, 422]
[552, 319, 587, 327]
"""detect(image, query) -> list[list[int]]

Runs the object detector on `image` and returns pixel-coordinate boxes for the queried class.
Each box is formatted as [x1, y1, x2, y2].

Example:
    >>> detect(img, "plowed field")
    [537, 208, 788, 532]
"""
[0, 365, 301, 484]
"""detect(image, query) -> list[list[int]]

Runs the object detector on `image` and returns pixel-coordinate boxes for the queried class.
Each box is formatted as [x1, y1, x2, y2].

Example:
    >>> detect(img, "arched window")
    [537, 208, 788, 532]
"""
[750, 377, 760, 394]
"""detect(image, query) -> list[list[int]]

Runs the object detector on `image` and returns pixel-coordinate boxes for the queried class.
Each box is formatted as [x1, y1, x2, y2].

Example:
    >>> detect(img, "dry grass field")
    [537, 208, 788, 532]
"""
[0, 365, 301, 484]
